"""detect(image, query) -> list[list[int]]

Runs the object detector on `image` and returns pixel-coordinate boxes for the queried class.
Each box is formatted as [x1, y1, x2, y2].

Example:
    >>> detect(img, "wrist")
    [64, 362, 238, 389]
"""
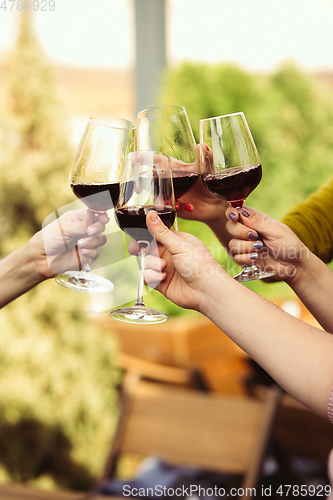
[287, 248, 318, 290]
[197, 261, 231, 317]
[0, 246, 44, 308]
[22, 239, 49, 284]
[206, 204, 231, 243]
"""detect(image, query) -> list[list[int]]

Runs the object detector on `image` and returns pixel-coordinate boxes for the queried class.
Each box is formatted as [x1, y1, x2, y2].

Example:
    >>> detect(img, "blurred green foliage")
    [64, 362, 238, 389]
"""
[160, 61, 333, 219]
[148, 60, 333, 307]
[0, 13, 121, 489]
[2, 12, 333, 489]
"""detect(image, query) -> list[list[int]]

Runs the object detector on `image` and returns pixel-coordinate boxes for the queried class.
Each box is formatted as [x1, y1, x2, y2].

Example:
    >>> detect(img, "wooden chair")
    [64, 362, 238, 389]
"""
[117, 353, 210, 390]
[100, 371, 282, 499]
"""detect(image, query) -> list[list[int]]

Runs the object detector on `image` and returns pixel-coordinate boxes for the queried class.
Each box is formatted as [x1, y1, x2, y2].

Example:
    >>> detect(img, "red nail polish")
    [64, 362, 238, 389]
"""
[184, 205, 193, 212]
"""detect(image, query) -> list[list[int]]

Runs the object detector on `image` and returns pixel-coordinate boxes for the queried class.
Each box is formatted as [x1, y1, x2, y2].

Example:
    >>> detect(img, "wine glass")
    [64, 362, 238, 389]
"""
[110, 150, 176, 324]
[55, 115, 135, 293]
[136, 105, 199, 229]
[200, 112, 277, 282]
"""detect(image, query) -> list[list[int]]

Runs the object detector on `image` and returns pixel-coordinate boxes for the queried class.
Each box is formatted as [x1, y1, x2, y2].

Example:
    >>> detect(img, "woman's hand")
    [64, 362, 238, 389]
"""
[175, 145, 228, 227]
[225, 205, 310, 282]
[25, 209, 109, 280]
[129, 210, 225, 312]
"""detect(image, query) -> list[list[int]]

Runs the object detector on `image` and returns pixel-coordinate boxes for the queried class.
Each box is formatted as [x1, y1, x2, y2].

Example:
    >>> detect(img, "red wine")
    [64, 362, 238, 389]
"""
[115, 205, 176, 243]
[203, 164, 262, 207]
[71, 182, 120, 212]
[172, 171, 199, 199]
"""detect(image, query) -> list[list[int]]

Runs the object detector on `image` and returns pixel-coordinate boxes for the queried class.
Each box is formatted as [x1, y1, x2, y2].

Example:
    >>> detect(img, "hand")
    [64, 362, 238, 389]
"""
[129, 210, 224, 312]
[225, 205, 309, 282]
[25, 209, 109, 280]
[175, 145, 228, 225]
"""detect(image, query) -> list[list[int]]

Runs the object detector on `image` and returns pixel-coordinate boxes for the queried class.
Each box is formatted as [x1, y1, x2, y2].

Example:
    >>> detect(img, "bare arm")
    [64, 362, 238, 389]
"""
[143, 211, 333, 420]
[225, 206, 333, 333]
[0, 209, 108, 308]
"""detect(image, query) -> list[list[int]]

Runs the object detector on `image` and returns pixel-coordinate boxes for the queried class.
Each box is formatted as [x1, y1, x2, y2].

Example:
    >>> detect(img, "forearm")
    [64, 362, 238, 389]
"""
[207, 210, 232, 250]
[200, 272, 333, 419]
[0, 245, 44, 308]
[281, 175, 333, 264]
[287, 250, 333, 333]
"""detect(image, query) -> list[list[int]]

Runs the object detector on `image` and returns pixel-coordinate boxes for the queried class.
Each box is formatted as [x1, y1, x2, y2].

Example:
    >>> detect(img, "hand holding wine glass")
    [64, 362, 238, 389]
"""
[110, 150, 176, 324]
[136, 105, 199, 229]
[55, 115, 135, 293]
[200, 112, 277, 282]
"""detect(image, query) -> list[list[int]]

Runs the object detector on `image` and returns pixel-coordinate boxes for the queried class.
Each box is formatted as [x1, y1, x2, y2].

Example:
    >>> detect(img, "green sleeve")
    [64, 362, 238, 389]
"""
[281, 175, 333, 264]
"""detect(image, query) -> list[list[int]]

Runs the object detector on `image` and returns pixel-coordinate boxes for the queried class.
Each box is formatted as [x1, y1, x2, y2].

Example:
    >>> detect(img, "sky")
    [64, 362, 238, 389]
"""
[0, 0, 333, 73]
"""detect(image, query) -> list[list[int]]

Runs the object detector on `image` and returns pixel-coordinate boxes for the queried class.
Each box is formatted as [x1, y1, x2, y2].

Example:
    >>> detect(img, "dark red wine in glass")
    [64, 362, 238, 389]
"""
[115, 205, 175, 244]
[111, 151, 175, 324]
[171, 170, 200, 199]
[136, 105, 199, 229]
[203, 164, 262, 208]
[70, 182, 120, 212]
[55, 115, 135, 293]
[200, 112, 276, 282]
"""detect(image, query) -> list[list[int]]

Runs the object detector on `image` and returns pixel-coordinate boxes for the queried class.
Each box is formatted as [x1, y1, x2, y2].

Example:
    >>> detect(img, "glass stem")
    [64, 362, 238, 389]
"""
[134, 245, 147, 307]
[174, 214, 179, 231]
[79, 210, 98, 277]
[81, 261, 91, 274]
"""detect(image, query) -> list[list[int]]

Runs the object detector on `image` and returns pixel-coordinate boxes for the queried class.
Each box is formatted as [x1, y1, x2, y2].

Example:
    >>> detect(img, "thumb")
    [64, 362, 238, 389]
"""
[146, 211, 183, 255]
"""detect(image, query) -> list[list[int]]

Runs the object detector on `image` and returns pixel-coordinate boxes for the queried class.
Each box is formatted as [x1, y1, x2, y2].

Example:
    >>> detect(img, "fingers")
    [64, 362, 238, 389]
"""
[128, 240, 140, 256]
[146, 211, 184, 255]
[83, 248, 101, 262]
[225, 206, 241, 223]
[144, 253, 168, 288]
[84, 209, 108, 226]
[176, 201, 194, 215]
[144, 268, 167, 289]
[76, 234, 107, 257]
[226, 218, 260, 242]
[60, 211, 109, 239]
[229, 238, 262, 266]
[226, 206, 284, 243]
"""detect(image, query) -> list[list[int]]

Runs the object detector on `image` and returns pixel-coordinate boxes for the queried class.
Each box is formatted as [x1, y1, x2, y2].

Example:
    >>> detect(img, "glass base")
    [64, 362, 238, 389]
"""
[110, 305, 168, 324]
[234, 265, 278, 283]
[55, 271, 114, 294]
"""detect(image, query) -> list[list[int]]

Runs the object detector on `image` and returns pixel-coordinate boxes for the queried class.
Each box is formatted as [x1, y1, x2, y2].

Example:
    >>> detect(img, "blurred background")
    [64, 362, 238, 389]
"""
[1, 0, 333, 493]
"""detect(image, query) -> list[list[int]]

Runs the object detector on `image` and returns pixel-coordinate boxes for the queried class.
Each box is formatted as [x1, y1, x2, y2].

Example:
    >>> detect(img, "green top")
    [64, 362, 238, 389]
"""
[281, 175, 333, 264]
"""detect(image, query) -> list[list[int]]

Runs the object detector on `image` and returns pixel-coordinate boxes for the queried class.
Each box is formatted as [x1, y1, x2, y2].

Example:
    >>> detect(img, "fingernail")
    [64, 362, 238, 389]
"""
[150, 211, 159, 223]
[250, 252, 258, 260]
[253, 241, 263, 250]
[81, 249, 90, 256]
[87, 226, 98, 236]
[248, 231, 259, 240]
[77, 239, 89, 248]
[229, 212, 236, 221]
[204, 143, 209, 151]
[175, 202, 179, 211]
[184, 205, 193, 212]
[241, 208, 251, 218]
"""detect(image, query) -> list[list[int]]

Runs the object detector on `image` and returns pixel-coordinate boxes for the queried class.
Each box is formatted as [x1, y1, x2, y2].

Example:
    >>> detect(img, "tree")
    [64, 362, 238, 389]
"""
[159, 61, 333, 219]
[0, 10, 73, 254]
[0, 13, 120, 488]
